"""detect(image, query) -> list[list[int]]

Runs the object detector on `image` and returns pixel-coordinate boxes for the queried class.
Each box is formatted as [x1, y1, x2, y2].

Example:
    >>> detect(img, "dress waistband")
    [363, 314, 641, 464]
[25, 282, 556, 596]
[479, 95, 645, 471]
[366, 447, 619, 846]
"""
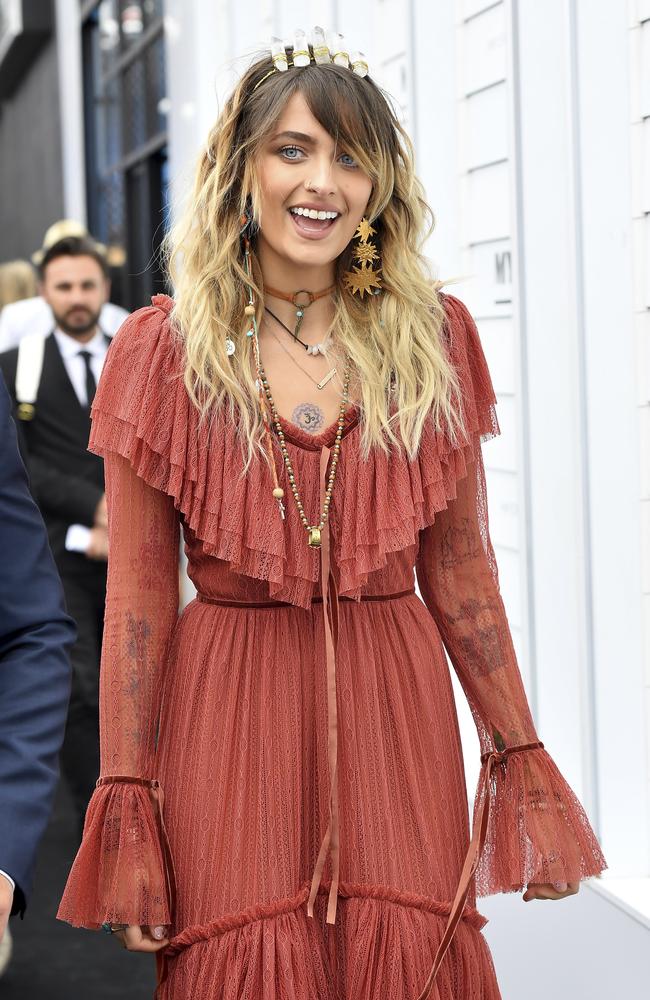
[196, 587, 415, 609]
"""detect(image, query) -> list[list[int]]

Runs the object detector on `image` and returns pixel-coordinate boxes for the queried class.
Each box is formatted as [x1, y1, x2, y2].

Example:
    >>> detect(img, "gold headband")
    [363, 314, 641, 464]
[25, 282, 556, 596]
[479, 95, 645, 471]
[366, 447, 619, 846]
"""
[252, 27, 370, 93]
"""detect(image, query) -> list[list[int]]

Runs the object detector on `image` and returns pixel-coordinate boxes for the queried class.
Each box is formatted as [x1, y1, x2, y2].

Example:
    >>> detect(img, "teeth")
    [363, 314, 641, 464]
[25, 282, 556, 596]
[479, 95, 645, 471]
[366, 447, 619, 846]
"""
[290, 207, 338, 220]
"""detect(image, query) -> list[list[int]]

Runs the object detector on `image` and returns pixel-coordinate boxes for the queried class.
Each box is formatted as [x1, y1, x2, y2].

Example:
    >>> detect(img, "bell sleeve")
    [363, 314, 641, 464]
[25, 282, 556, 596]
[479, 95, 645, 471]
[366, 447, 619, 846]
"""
[415, 296, 607, 896]
[57, 450, 179, 929]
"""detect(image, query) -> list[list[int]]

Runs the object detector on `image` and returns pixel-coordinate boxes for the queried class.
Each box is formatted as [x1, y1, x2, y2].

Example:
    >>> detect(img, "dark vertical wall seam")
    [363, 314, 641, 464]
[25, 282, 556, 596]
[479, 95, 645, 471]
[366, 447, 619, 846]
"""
[0, 27, 64, 261]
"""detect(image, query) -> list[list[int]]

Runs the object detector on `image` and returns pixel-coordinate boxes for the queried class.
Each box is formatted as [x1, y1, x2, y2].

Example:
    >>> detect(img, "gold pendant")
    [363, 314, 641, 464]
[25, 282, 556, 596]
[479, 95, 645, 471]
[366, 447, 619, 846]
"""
[308, 527, 322, 547]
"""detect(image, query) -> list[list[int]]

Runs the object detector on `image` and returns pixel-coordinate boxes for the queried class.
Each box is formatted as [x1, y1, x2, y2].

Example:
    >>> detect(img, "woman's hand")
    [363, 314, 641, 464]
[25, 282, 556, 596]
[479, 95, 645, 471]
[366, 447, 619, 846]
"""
[111, 924, 169, 952]
[523, 881, 580, 902]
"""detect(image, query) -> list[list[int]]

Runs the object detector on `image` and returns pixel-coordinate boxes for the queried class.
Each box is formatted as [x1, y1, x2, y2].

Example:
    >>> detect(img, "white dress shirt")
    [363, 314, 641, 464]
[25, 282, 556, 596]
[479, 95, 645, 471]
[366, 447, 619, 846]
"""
[53, 326, 109, 407]
[0, 297, 127, 353]
[54, 326, 110, 554]
[0, 870, 14, 892]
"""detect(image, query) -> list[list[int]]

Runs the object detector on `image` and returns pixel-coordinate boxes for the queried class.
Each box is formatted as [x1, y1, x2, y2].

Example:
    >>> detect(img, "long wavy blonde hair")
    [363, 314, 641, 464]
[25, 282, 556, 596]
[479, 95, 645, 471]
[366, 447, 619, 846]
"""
[164, 47, 466, 473]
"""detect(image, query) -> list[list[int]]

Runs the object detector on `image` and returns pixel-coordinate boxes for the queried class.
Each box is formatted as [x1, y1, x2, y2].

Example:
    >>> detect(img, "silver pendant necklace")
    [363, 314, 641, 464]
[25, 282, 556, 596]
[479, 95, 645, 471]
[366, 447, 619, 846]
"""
[263, 308, 337, 388]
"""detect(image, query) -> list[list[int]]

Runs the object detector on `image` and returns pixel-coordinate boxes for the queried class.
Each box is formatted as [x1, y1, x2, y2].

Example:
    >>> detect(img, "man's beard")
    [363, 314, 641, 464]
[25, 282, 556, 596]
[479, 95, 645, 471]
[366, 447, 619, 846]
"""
[53, 305, 102, 337]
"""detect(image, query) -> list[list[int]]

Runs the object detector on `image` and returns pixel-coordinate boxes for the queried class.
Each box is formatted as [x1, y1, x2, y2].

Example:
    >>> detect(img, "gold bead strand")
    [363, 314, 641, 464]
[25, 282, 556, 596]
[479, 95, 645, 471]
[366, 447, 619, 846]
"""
[241, 233, 351, 545]
[242, 237, 286, 519]
[257, 357, 352, 548]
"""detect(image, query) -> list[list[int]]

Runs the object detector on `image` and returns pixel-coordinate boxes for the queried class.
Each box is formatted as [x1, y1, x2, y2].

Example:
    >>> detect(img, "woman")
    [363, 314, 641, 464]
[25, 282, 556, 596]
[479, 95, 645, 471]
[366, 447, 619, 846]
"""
[0, 259, 37, 310]
[58, 30, 606, 999]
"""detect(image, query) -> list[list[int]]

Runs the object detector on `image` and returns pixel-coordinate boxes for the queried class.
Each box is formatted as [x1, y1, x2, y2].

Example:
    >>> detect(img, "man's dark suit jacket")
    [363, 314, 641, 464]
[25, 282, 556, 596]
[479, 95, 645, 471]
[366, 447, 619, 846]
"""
[0, 333, 108, 577]
[0, 378, 75, 915]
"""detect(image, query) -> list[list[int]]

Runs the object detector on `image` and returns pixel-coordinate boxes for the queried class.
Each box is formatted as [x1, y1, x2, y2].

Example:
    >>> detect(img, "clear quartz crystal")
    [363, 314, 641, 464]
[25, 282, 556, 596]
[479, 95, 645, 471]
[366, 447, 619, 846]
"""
[312, 26, 330, 63]
[271, 36, 288, 72]
[350, 51, 369, 77]
[329, 31, 350, 67]
[292, 29, 310, 67]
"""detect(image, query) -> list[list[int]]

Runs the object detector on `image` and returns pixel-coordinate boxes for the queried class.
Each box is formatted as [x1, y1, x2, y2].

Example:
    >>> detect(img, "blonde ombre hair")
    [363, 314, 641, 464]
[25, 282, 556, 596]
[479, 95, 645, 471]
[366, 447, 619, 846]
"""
[164, 47, 466, 473]
[0, 259, 37, 309]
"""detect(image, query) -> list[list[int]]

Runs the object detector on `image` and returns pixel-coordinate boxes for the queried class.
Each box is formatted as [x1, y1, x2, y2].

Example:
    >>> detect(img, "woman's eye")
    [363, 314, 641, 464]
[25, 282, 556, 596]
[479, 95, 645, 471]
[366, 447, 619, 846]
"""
[279, 145, 304, 160]
[339, 152, 357, 168]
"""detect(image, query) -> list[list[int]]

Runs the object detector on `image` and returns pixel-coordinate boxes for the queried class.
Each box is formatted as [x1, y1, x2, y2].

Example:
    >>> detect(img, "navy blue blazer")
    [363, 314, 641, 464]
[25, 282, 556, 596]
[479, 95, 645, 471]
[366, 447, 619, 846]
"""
[0, 377, 75, 916]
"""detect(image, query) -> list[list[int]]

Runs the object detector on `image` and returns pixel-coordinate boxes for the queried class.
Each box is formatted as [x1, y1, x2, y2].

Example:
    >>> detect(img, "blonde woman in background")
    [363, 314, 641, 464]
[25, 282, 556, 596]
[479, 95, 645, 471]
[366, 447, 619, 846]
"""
[0, 260, 37, 310]
[58, 30, 606, 1000]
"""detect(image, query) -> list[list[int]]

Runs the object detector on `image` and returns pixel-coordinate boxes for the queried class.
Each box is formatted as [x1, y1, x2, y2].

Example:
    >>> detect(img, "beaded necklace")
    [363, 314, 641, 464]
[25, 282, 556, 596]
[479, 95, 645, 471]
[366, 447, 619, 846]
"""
[242, 238, 351, 549]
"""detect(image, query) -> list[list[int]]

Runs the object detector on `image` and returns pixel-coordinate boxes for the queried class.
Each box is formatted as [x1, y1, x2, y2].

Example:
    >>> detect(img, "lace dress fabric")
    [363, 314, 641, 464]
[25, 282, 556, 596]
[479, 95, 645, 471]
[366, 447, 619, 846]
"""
[57, 292, 607, 999]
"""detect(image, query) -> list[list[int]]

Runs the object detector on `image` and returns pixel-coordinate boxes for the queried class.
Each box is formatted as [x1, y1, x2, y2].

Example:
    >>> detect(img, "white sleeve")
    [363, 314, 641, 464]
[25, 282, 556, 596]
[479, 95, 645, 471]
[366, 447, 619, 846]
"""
[0, 869, 15, 892]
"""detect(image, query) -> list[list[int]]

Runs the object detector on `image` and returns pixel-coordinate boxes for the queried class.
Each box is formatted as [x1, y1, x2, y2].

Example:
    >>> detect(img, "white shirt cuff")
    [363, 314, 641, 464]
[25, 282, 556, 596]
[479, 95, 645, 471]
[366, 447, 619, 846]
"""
[0, 869, 15, 892]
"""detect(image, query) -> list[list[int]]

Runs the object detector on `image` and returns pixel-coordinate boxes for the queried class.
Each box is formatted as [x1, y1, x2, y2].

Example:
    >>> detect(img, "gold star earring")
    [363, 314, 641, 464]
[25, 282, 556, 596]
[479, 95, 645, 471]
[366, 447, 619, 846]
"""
[343, 217, 383, 298]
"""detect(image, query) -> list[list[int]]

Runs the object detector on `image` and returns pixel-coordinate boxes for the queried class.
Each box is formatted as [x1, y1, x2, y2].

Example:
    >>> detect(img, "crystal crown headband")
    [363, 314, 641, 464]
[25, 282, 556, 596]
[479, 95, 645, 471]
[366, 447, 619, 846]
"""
[253, 26, 369, 91]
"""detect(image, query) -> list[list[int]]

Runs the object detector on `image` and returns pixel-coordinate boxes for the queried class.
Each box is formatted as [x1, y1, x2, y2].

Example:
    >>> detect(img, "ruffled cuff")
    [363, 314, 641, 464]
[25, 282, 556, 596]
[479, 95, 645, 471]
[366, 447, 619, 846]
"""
[57, 776, 176, 930]
[472, 743, 607, 897]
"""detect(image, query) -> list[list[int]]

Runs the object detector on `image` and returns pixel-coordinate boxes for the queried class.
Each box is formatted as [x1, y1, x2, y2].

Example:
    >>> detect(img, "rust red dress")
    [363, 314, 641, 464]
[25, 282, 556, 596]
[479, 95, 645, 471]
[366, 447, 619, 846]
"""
[57, 292, 607, 999]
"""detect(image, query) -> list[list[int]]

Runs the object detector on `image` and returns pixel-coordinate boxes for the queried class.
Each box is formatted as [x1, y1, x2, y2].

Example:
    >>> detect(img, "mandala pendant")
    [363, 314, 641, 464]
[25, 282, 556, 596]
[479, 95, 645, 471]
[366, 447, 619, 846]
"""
[225, 338, 236, 356]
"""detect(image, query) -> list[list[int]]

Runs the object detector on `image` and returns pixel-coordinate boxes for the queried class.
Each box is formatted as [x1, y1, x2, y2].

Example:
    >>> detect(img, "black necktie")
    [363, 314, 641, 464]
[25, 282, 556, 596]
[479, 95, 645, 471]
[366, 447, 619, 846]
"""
[78, 350, 97, 408]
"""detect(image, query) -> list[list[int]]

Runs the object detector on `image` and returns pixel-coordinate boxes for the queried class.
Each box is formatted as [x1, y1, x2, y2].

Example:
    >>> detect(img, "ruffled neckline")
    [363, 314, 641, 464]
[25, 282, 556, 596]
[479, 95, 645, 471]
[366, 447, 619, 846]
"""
[152, 294, 361, 451]
[88, 290, 500, 609]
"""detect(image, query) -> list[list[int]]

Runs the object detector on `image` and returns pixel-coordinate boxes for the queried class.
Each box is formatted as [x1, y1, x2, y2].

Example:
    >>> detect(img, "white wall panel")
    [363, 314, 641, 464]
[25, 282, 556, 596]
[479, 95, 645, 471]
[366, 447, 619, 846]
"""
[644, 594, 650, 681]
[463, 81, 509, 167]
[643, 500, 650, 593]
[637, 312, 650, 404]
[411, 1, 460, 277]
[641, 21, 650, 117]
[466, 239, 513, 311]
[374, 0, 411, 127]
[56, 0, 86, 223]
[486, 393, 516, 471]
[463, 2, 506, 95]
[631, 121, 644, 212]
[474, 315, 515, 392]
[461, 160, 510, 243]
[377, 51, 410, 125]
[631, 12, 644, 124]
[462, 0, 502, 20]
[641, 407, 650, 496]
[633, 216, 647, 311]
[488, 468, 519, 548]
[641, 120, 650, 211]
[274, 0, 334, 40]
[642, 213, 650, 309]
[334, 6, 376, 74]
